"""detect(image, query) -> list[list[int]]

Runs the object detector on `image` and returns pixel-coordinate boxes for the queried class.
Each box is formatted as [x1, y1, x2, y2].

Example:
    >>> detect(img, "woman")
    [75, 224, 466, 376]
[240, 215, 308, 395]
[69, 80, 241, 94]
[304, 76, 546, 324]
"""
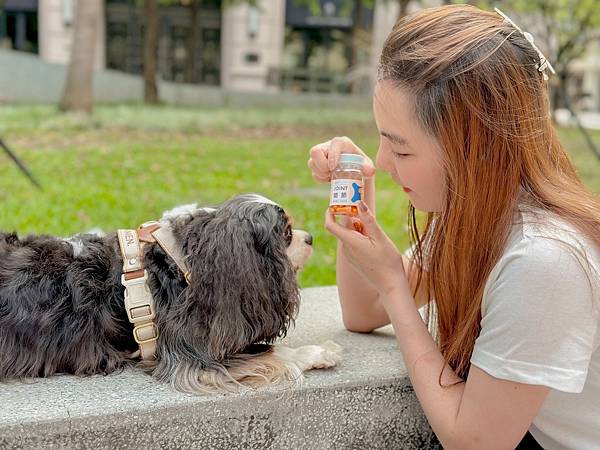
[307, 5, 600, 449]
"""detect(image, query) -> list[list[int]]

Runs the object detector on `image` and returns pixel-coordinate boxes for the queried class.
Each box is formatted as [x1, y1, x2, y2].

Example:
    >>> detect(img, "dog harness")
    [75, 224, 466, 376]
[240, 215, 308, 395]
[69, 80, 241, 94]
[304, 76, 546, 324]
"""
[117, 221, 191, 360]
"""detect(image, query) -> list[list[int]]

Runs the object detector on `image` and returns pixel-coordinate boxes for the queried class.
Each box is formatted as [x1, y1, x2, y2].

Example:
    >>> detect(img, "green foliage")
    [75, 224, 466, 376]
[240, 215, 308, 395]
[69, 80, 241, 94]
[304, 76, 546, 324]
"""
[500, 0, 600, 71]
[452, 0, 600, 74]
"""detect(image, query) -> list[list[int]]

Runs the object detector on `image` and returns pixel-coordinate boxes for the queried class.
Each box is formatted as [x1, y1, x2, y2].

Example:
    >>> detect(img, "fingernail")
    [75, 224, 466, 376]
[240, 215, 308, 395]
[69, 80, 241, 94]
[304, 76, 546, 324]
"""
[359, 201, 368, 213]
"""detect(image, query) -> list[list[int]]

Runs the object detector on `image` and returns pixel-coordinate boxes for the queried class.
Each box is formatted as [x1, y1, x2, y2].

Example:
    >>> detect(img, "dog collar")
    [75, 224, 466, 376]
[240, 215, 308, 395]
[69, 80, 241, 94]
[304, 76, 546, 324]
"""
[117, 222, 191, 360]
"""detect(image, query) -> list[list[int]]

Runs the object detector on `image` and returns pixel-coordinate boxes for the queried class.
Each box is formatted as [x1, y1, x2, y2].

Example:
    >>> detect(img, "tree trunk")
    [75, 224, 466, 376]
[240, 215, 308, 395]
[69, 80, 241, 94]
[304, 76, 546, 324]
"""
[348, 0, 363, 93]
[144, 0, 159, 103]
[184, 0, 199, 84]
[397, 0, 411, 20]
[59, 0, 103, 113]
[349, 0, 362, 68]
[551, 69, 569, 121]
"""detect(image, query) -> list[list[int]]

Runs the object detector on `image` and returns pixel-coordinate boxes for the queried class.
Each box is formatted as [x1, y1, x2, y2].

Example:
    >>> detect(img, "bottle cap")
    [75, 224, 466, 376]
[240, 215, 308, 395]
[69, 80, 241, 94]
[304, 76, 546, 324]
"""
[339, 153, 364, 165]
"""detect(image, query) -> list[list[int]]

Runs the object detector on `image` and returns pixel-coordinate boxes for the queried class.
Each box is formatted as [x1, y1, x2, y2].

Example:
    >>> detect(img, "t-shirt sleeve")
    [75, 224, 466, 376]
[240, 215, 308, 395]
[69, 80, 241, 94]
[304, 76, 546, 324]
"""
[471, 235, 599, 393]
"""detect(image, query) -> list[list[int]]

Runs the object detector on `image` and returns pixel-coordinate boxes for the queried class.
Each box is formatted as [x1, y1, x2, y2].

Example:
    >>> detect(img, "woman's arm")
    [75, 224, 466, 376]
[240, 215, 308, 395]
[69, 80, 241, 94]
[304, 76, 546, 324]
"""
[308, 137, 387, 331]
[382, 282, 549, 450]
[325, 204, 550, 449]
[308, 136, 428, 332]
[338, 248, 430, 332]
[337, 177, 429, 332]
[336, 176, 389, 331]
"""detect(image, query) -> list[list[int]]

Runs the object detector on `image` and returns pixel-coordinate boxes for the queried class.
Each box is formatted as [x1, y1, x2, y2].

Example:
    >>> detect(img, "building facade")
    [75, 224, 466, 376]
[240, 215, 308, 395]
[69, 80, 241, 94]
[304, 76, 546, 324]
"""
[38, 0, 105, 70]
[0, 0, 599, 110]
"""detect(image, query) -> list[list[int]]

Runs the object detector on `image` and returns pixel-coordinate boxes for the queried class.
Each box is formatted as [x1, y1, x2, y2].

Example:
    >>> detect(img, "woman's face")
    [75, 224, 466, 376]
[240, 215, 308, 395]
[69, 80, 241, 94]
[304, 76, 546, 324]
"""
[373, 81, 446, 213]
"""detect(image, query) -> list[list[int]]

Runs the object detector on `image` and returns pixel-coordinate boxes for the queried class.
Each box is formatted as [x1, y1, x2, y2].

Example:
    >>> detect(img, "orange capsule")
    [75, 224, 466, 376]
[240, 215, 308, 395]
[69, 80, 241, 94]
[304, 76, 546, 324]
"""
[352, 220, 364, 234]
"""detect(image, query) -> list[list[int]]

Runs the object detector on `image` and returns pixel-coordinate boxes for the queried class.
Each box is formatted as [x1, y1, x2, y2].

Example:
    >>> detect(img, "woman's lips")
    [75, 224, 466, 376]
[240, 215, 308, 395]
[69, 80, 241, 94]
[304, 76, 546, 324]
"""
[402, 187, 412, 193]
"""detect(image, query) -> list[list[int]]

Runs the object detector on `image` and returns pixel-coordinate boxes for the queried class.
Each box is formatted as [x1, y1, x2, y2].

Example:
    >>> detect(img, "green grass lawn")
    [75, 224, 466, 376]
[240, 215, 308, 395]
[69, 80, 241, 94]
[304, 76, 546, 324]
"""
[1, 104, 599, 287]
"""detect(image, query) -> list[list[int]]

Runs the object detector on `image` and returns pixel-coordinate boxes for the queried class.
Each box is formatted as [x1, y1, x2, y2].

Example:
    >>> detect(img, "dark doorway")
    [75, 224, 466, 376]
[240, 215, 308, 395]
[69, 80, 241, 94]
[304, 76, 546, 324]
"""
[0, 0, 39, 54]
[283, 0, 373, 93]
[105, 0, 221, 85]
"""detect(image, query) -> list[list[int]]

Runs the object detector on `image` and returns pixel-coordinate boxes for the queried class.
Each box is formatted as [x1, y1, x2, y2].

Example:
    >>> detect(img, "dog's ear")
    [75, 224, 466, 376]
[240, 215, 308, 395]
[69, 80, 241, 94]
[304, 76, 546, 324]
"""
[178, 211, 299, 361]
[247, 207, 285, 256]
[148, 208, 221, 386]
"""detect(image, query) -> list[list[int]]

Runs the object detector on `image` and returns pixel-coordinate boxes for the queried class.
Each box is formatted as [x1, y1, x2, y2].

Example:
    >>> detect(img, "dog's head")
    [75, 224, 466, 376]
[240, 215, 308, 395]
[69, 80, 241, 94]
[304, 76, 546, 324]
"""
[155, 194, 312, 364]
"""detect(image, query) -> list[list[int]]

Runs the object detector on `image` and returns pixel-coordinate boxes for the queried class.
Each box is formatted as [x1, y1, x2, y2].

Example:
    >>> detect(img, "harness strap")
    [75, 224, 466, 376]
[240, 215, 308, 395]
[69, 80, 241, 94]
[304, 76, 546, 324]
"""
[152, 226, 191, 283]
[117, 227, 159, 360]
[117, 221, 191, 360]
[137, 221, 191, 284]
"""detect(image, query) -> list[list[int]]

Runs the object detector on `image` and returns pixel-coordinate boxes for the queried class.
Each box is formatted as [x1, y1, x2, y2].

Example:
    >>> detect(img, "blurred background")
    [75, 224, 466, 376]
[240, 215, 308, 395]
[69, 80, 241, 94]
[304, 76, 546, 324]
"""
[0, 0, 599, 287]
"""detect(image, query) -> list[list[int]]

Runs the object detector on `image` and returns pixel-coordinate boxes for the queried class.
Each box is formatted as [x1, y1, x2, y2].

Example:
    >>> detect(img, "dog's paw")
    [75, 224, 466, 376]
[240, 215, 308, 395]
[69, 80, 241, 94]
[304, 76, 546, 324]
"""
[320, 340, 342, 354]
[306, 341, 342, 370]
[274, 342, 343, 372]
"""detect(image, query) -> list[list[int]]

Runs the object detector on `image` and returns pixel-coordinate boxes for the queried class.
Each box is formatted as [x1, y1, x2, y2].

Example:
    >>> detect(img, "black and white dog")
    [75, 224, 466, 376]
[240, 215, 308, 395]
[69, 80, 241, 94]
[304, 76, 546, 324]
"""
[0, 194, 341, 393]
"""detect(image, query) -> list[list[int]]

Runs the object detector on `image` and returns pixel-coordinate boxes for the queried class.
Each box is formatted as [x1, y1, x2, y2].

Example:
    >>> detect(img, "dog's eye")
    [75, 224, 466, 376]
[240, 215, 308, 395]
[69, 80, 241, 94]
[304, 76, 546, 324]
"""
[284, 226, 293, 244]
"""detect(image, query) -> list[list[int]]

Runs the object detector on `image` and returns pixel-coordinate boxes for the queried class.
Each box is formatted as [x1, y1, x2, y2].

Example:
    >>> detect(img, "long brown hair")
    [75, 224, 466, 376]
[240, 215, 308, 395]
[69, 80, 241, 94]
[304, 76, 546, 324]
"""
[379, 5, 600, 380]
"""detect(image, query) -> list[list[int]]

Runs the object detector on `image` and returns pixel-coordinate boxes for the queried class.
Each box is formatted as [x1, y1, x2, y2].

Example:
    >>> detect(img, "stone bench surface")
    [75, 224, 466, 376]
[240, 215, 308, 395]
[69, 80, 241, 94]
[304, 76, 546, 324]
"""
[0, 286, 438, 450]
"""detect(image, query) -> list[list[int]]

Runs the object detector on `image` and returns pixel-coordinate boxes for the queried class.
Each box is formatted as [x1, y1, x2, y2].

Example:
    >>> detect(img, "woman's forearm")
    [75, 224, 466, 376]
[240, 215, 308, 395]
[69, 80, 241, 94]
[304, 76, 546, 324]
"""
[336, 242, 390, 331]
[382, 282, 466, 449]
[336, 177, 391, 331]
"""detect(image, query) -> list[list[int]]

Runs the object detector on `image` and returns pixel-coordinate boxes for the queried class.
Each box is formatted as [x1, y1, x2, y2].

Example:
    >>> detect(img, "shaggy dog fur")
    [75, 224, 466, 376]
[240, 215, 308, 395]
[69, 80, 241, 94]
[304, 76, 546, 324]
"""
[0, 194, 341, 393]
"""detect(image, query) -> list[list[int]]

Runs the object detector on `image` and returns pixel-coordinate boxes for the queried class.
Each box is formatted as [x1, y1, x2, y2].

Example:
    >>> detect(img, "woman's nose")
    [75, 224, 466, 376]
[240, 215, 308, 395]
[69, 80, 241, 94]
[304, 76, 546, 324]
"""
[375, 148, 391, 173]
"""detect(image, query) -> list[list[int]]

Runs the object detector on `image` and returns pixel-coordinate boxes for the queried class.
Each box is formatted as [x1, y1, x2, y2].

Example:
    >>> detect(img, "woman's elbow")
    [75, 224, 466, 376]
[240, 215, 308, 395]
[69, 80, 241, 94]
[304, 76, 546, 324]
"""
[341, 315, 376, 333]
[440, 430, 515, 450]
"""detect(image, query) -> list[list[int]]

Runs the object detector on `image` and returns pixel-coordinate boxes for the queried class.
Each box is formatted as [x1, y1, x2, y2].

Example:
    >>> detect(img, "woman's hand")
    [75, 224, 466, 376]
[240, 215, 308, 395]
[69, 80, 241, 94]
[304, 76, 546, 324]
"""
[308, 136, 378, 230]
[307, 136, 376, 184]
[309, 136, 389, 332]
[325, 201, 407, 298]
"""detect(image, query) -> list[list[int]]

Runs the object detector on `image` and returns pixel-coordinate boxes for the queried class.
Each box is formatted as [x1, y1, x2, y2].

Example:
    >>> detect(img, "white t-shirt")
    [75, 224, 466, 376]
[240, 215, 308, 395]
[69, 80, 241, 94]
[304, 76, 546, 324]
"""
[470, 207, 600, 449]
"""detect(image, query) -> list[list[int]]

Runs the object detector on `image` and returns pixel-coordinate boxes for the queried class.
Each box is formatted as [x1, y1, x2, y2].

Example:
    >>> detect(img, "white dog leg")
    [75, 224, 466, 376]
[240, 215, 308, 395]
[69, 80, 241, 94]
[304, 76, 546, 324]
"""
[273, 341, 342, 371]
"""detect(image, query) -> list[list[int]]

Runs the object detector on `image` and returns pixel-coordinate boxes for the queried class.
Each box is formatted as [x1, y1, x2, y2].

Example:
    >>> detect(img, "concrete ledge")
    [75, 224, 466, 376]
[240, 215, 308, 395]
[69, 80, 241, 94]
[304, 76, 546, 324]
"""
[0, 286, 439, 449]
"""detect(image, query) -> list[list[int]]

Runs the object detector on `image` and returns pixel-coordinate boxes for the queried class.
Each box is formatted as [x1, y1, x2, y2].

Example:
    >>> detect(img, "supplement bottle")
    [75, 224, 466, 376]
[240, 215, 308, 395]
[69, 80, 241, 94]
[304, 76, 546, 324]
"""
[329, 153, 364, 216]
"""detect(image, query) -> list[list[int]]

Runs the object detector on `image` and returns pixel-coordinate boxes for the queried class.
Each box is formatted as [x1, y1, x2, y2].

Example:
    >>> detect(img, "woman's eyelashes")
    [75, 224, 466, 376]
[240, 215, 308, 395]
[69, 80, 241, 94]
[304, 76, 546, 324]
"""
[381, 136, 410, 159]
[392, 150, 411, 159]
[389, 145, 411, 159]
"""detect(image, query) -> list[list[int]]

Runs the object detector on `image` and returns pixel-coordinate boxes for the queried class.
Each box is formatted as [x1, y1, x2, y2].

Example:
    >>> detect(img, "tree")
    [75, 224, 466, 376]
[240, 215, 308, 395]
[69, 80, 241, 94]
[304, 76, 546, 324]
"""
[461, 0, 600, 158]
[59, 0, 104, 113]
[184, 0, 200, 84]
[396, 0, 411, 20]
[143, 0, 160, 103]
[142, 0, 254, 103]
[0, 0, 7, 47]
[480, 0, 600, 113]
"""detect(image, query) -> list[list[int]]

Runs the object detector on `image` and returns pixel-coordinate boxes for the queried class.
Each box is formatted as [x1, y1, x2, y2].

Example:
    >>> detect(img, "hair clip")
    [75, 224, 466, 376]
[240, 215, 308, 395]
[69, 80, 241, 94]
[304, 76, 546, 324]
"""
[494, 7, 556, 81]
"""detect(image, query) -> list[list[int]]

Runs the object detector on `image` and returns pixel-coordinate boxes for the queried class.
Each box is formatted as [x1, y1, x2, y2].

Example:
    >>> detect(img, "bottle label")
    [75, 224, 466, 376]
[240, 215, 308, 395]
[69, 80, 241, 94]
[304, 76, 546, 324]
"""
[330, 178, 363, 206]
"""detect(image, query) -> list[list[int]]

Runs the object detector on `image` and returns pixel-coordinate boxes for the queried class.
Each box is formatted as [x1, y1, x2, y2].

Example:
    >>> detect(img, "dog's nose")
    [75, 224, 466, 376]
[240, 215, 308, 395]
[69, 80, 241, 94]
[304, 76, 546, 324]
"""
[305, 234, 313, 246]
